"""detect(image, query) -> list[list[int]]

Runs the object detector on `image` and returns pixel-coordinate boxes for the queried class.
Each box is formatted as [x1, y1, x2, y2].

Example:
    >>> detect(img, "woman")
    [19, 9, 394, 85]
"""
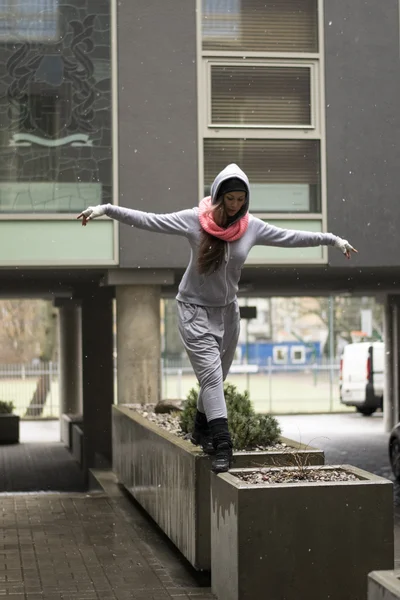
[78, 163, 357, 473]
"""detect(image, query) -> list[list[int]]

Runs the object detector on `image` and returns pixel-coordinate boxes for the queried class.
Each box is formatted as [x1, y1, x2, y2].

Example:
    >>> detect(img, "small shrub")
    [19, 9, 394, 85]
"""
[229, 413, 282, 450]
[0, 401, 14, 415]
[179, 386, 198, 434]
[224, 382, 254, 418]
[179, 382, 281, 450]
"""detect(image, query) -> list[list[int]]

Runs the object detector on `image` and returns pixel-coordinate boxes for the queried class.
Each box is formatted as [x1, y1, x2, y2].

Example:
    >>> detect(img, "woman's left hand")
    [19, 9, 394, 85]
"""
[77, 205, 106, 226]
[334, 237, 358, 260]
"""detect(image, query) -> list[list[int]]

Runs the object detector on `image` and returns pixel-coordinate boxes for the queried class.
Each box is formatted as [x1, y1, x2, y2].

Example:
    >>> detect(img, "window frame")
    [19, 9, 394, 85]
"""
[204, 58, 319, 132]
[196, 0, 328, 264]
[203, 137, 323, 214]
[0, 0, 119, 268]
[273, 346, 288, 365]
[290, 346, 306, 364]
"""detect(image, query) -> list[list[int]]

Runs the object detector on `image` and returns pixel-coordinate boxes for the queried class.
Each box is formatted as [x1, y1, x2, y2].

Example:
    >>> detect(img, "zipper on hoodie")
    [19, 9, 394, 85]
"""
[224, 243, 230, 305]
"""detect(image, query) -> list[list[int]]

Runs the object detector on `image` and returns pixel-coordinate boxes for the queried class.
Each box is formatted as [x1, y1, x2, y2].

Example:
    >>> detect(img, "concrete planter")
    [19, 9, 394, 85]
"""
[61, 413, 83, 450]
[368, 570, 400, 599]
[0, 414, 19, 444]
[72, 424, 84, 468]
[210, 466, 394, 600]
[112, 405, 324, 571]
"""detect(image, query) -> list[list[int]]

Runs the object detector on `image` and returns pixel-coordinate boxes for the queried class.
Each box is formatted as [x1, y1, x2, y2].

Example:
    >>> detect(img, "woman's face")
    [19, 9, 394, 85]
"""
[223, 191, 246, 217]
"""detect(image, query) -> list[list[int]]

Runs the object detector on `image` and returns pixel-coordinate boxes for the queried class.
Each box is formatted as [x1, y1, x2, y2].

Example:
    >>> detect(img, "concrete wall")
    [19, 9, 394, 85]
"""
[325, 0, 400, 268]
[117, 0, 400, 272]
[117, 0, 198, 269]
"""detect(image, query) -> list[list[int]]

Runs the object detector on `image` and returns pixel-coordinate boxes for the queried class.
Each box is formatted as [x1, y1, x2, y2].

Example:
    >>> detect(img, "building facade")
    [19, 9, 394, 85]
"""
[1, 0, 399, 471]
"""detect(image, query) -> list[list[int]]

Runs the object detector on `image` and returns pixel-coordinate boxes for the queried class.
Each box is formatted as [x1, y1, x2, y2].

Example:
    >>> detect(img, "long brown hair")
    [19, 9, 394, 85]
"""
[197, 197, 227, 275]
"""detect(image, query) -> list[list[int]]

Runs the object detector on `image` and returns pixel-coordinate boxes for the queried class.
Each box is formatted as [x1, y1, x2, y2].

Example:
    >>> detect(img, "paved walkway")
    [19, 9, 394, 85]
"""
[0, 420, 215, 598]
[0, 416, 398, 598]
[0, 480, 214, 599]
[0, 443, 86, 493]
[0, 421, 85, 493]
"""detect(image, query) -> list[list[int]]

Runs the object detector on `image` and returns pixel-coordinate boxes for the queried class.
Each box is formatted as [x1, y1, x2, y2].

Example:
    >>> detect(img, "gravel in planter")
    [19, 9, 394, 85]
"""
[135, 408, 185, 437]
[235, 465, 361, 484]
[131, 406, 293, 452]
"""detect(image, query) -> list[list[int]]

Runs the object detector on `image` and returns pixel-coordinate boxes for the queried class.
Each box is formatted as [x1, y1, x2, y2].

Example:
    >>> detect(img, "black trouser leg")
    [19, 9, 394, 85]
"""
[190, 409, 215, 455]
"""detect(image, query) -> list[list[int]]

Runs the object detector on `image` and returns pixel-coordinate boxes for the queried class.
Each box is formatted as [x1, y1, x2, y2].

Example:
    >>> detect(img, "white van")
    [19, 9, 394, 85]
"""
[339, 341, 384, 416]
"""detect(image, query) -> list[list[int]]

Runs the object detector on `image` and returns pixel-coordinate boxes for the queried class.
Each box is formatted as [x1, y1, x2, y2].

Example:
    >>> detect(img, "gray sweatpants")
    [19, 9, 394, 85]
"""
[177, 300, 240, 422]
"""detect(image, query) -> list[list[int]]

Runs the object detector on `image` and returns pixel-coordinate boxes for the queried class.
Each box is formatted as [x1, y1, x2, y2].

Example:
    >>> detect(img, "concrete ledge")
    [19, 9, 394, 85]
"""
[211, 466, 394, 600]
[368, 570, 400, 599]
[102, 268, 174, 286]
[112, 405, 324, 571]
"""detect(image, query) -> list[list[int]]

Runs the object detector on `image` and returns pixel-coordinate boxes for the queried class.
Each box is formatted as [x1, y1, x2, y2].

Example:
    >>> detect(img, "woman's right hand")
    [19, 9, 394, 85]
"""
[77, 205, 106, 226]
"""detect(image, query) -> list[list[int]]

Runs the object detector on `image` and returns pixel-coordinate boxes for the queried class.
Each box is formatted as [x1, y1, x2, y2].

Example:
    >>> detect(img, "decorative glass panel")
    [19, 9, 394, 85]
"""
[0, 220, 114, 263]
[0, 0, 113, 213]
[0, 182, 101, 212]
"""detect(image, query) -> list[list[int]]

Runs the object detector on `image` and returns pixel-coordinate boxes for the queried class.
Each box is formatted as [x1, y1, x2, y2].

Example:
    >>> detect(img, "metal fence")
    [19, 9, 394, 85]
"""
[161, 357, 347, 415]
[0, 358, 348, 419]
[0, 362, 59, 419]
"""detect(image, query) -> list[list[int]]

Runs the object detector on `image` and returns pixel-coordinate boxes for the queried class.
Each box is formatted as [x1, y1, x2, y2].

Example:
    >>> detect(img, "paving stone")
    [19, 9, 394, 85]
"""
[0, 443, 86, 492]
[0, 488, 215, 600]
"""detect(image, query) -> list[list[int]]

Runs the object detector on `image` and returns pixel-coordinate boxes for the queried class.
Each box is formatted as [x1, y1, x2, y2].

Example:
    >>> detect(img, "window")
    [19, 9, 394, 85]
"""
[0, 0, 113, 214]
[210, 63, 312, 128]
[290, 346, 306, 364]
[0, 0, 59, 42]
[202, 0, 319, 53]
[202, 0, 241, 47]
[273, 346, 288, 365]
[204, 139, 321, 213]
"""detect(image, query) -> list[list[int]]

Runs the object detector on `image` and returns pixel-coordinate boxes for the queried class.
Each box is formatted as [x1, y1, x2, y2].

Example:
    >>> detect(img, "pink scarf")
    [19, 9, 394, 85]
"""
[198, 197, 249, 242]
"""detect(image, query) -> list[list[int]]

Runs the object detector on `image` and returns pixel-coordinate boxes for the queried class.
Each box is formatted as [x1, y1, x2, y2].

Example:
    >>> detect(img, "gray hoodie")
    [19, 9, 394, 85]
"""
[105, 164, 339, 307]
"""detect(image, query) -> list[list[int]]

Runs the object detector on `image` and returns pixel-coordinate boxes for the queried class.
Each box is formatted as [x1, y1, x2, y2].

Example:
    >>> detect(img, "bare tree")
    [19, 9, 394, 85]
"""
[26, 302, 58, 417]
[0, 300, 46, 362]
[297, 296, 383, 357]
[0, 299, 58, 416]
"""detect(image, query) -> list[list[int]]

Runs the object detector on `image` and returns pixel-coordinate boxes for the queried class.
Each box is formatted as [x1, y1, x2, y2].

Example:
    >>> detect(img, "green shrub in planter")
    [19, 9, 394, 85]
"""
[180, 382, 281, 450]
[229, 412, 281, 450]
[0, 401, 14, 415]
[179, 386, 199, 434]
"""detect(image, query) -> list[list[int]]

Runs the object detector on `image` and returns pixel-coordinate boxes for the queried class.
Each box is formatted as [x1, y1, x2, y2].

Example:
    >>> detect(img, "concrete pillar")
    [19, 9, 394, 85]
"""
[384, 295, 400, 432]
[58, 301, 83, 416]
[116, 285, 161, 405]
[392, 299, 400, 428]
[384, 297, 394, 432]
[81, 288, 114, 469]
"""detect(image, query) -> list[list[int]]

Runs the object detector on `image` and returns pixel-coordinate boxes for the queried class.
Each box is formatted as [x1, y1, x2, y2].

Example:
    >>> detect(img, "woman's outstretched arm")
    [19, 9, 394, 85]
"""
[77, 203, 196, 237]
[253, 217, 357, 259]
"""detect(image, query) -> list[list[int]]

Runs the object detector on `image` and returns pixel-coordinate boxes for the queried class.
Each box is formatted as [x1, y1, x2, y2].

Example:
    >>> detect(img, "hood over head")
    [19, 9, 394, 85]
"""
[210, 163, 250, 204]
[209, 163, 250, 224]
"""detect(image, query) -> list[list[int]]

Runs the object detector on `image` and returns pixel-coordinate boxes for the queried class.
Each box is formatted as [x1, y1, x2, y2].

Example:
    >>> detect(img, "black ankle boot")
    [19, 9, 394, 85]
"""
[209, 418, 233, 473]
[190, 410, 215, 455]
